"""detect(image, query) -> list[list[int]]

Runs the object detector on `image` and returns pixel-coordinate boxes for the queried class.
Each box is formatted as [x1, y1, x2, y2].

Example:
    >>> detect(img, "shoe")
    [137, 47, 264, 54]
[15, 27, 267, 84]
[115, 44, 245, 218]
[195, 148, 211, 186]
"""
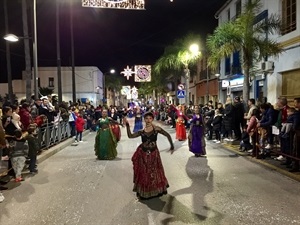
[74, 140, 78, 143]
[79, 141, 83, 143]
[224, 138, 229, 141]
[30, 169, 38, 174]
[247, 149, 253, 153]
[0, 180, 8, 185]
[0, 193, 4, 203]
[212, 139, 217, 142]
[265, 144, 272, 149]
[15, 177, 24, 182]
[276, 155, 285, 161]
[0, 186, 8, 190]
[215, 141, 221, 144]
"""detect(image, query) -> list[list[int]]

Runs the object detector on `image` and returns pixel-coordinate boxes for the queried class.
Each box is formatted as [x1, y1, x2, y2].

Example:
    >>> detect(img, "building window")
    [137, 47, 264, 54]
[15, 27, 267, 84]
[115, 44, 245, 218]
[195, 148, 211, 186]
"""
[282, 0, 296, 35]
[49, 77, 54, 87]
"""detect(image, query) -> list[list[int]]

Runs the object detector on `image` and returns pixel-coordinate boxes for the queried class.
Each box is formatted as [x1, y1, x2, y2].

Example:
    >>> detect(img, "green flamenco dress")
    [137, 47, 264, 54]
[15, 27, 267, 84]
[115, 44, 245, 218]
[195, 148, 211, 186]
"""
[94, 118, 118, 160]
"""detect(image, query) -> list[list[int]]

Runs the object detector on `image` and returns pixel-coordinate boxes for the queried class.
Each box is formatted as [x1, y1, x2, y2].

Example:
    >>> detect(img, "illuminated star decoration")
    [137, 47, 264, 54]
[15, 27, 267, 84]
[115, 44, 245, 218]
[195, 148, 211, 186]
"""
[121, 66, 135, 80]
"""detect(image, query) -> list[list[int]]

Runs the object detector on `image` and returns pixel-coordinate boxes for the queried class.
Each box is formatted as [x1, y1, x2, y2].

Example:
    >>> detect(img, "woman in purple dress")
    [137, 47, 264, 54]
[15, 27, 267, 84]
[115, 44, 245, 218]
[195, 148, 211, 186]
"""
[188, 110, 206, 157]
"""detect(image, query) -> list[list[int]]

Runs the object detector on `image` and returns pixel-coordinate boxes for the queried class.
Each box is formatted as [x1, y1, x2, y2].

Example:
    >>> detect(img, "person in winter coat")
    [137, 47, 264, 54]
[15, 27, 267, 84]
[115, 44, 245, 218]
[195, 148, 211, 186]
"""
[212, 109, 223, 143]
[75, 113, 85, 142]
[223, 97, 234, 141]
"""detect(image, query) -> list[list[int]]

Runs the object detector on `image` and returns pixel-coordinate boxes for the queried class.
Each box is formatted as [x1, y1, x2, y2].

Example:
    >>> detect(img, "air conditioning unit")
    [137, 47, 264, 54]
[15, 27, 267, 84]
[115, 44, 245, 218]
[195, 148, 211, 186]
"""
[259, 61, 274, 72]
[264, 61, 274, 72]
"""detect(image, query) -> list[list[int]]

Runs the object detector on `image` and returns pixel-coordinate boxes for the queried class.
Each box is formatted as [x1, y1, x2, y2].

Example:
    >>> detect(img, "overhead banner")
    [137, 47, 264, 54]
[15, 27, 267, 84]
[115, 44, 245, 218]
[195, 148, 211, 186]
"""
[82, 0, 145, 10]
[134, 65, 151, 82]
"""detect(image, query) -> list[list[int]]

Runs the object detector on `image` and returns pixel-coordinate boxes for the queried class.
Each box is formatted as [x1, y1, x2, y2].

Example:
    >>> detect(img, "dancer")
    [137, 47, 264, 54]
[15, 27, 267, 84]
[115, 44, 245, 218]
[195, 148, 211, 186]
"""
[94, 109, 117, 160]
[175, 105, 187, 141]
[133, 106, 143, 132]
[124, 111, 174, 200]
[188, 109, 206, 157]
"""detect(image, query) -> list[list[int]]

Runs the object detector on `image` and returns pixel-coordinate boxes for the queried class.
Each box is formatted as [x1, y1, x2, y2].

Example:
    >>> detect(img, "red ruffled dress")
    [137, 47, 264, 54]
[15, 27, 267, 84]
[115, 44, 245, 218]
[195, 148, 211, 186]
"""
[176, 116, 187, 141]
[127, 125, 174, 199]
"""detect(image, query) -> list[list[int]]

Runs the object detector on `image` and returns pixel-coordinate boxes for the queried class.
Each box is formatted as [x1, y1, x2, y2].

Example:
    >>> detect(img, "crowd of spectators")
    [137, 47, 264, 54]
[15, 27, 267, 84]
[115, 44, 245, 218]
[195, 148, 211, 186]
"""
[153, 96, 300, 174]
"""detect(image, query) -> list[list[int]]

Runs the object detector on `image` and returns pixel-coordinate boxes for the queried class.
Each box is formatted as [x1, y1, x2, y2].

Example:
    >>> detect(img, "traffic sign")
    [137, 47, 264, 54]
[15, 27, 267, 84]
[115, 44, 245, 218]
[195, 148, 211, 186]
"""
[177, 90, 185, 98]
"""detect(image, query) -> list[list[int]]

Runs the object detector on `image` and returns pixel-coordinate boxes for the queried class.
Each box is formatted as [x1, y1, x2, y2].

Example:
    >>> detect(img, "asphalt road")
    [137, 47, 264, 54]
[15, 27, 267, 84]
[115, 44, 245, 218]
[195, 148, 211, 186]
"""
[1, 118, 300, 225]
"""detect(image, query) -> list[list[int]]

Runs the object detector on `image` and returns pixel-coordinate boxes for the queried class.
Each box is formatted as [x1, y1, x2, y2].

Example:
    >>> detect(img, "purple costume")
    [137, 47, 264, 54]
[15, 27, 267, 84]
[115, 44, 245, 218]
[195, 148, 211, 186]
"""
[189, 115, 206, 156]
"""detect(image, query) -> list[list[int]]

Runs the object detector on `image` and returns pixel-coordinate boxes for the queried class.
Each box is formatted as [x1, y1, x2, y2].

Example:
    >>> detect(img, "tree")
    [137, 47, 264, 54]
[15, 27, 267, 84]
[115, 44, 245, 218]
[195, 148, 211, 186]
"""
[39, 87, 54, 97]
[206, 0, 283, 102]
[153, 33, 202, 104]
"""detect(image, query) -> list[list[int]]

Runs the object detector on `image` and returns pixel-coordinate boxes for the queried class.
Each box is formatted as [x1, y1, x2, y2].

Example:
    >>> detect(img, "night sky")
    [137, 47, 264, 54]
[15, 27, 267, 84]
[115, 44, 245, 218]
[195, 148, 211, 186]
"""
[0, 0, 227, 83]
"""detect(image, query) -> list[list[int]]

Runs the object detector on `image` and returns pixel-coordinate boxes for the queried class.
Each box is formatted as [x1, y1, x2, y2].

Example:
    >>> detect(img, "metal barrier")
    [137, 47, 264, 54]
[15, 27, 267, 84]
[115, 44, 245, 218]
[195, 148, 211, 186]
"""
[37, 122, 70, 150]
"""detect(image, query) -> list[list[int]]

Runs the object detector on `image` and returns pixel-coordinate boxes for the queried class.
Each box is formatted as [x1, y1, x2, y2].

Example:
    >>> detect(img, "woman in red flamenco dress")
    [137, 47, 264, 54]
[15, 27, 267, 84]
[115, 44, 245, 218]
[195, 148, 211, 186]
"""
[175, 106, 187, 141]
[124, 112, 174, 200]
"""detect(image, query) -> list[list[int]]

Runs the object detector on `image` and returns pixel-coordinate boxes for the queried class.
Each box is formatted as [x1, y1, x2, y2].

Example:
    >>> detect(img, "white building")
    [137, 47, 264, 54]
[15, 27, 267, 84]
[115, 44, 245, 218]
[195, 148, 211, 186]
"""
[0, 66, 104, 106]
[215, 0, 300, 104]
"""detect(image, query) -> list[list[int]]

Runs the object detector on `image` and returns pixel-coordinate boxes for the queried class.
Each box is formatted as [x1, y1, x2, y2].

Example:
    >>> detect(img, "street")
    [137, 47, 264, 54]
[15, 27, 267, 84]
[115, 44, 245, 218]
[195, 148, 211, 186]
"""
[1, 118, 300, 225]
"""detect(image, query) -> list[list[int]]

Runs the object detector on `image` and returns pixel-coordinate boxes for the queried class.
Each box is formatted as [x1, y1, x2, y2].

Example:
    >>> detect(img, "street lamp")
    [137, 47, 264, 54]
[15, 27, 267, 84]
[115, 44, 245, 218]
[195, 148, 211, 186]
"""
[103, 69, 115, 104]
[183, 43, 200, 105]
[4, 33, 38, 100]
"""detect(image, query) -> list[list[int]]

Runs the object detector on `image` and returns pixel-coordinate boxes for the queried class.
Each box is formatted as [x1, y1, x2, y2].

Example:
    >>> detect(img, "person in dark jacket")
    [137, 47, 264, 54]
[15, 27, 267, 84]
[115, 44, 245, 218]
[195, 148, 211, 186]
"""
[233, 96, 245, 141]
[223, 97, 234, 141]
[239, 126, 252, 151]
[257, 103, 275, 153]
[24, 125, 39, 174]
[212, 109, 222, 143]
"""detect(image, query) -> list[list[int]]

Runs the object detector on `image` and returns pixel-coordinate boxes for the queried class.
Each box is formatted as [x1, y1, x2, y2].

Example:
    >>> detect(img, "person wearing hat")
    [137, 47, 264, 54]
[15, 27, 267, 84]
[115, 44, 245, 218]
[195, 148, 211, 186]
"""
[124, 111, 174, 200]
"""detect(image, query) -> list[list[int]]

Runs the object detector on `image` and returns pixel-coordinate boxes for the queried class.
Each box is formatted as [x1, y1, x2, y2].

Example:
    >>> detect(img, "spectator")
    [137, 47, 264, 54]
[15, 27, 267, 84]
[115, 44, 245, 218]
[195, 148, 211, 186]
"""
[240, 126, 252, 152]
[212, 109, 222, 143]
[68, 107, 77, 138]
[24, 125, 39, 174]
[10, 129, 28, 182]
[233, 96, 245, 141]
[247, 108, 260, 158]
[223, 97, 234, 141]
[244, 98, 257, 125]
[289, 98, 300, 172]
[30, 98, 42, 120]
[19, 102, 32, 131]
[11, 105, 22, 130]
[75, 113, 85, 142]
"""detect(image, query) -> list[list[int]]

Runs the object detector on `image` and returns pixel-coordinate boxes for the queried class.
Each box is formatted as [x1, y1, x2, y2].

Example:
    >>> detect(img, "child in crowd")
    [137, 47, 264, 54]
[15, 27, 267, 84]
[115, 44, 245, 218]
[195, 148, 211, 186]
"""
[279, 107, 296, 167]
[279, 107, 296, 138]
[10, 129, 28, 182]
[75, 113, 85, 142]
[239, 126, 252, 152]
[212, 109, 222, 143]
[25, 125, 39, 174]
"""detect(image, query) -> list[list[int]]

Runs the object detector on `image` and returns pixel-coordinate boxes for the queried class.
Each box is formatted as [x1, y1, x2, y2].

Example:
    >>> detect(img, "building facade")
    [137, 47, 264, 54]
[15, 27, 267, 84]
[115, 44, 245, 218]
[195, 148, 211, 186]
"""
[214, 0, 300, 105]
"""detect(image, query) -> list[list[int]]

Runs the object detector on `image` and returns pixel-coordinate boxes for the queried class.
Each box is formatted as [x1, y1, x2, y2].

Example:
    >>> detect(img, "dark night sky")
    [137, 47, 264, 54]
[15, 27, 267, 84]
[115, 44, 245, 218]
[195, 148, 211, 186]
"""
[0, 0, 227, 83]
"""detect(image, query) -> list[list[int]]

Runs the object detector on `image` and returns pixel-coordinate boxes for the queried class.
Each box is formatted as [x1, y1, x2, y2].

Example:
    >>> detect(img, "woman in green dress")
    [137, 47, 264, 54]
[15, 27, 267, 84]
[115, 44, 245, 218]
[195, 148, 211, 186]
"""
[94, 109, 118, 160]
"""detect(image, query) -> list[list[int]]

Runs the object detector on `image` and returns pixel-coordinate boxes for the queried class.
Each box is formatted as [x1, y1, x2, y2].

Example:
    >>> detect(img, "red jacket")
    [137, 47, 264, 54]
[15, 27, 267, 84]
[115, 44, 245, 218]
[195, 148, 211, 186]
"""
[75, 117, 85, 132]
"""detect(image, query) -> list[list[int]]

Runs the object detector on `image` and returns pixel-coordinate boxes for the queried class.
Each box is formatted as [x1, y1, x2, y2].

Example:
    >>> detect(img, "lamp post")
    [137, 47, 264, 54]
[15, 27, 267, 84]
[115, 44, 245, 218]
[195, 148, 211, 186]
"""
[4, 33, 39, 99]
[185, 43, 200, 105]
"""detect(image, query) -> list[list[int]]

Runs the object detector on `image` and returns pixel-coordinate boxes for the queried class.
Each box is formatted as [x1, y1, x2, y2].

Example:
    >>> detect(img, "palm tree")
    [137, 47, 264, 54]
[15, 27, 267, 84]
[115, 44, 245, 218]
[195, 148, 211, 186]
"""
[206, 0, 283, 102]
[105, 74, 123, 106]
[154, 33, 203, 104]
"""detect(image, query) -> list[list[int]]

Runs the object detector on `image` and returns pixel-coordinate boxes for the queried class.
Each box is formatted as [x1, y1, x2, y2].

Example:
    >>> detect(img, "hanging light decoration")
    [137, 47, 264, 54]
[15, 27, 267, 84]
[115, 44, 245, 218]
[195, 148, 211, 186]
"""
[82, 0, 145, 10]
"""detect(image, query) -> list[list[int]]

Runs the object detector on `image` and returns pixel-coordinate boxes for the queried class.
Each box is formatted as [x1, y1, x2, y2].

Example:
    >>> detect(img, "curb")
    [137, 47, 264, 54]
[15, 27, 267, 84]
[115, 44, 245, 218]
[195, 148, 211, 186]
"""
[37, 130, 90, 164]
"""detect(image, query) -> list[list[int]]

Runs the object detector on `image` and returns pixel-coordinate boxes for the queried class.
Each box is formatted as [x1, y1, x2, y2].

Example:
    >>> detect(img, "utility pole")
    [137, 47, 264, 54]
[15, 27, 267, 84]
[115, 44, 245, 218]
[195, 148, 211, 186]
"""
[70, 1, 76, 103]
[56, 0, 62, 103]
